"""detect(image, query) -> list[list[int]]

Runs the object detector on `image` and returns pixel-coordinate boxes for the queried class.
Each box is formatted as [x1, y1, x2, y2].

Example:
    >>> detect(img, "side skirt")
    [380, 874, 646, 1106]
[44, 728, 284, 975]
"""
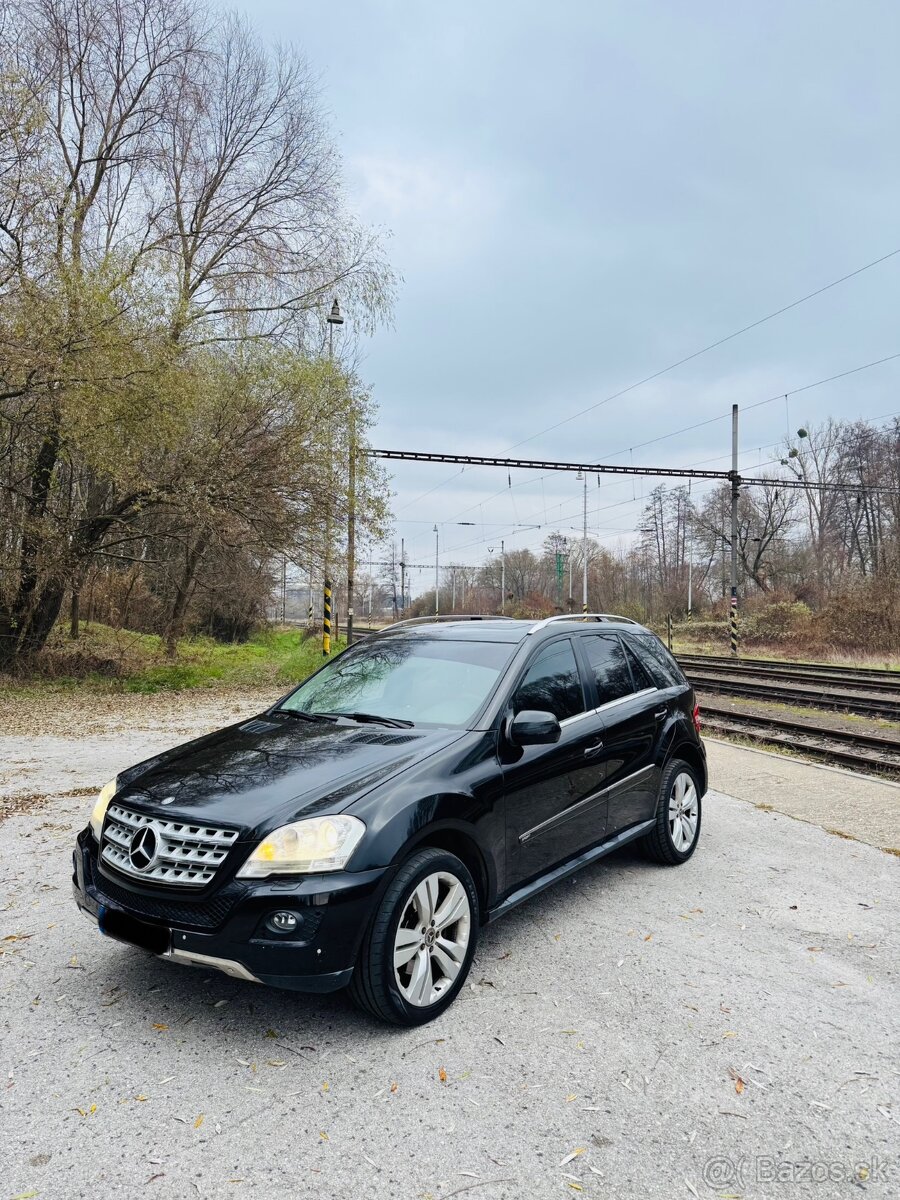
[486, 819, 655, 923]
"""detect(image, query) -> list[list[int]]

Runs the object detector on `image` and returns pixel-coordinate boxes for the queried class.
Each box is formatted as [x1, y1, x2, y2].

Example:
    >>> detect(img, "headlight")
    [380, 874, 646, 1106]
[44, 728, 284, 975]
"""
[90, 778, 118, 841]
[236, 815, 365, 878]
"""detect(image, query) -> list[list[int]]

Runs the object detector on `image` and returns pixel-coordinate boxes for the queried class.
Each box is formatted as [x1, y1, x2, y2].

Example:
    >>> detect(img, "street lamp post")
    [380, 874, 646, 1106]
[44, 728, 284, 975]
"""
[327, 297, 343, 359]
[500, 540, 506, 615]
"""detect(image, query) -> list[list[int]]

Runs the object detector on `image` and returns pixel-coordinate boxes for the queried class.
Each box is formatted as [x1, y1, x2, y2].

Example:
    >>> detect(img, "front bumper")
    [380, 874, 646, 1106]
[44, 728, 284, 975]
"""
[72, 828, 387, 992]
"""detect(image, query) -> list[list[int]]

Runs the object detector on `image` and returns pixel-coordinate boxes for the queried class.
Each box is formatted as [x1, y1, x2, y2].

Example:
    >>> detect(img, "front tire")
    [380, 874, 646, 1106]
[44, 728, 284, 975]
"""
[640, 758, 702, 865]
[349, 848, 479, 1026]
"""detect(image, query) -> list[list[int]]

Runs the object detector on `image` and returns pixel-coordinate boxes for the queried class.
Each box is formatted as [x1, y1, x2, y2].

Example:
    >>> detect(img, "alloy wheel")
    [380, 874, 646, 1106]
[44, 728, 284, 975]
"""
[393, 871, 471, 1007]
[668, 772, 699, 852]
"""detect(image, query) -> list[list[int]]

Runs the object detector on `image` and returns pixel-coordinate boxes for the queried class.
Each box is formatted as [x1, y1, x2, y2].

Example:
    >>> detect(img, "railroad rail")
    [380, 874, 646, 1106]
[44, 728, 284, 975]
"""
[701, 703, 900, 777]
[678, 654, 900, 721]
[678, 652, 899, 689]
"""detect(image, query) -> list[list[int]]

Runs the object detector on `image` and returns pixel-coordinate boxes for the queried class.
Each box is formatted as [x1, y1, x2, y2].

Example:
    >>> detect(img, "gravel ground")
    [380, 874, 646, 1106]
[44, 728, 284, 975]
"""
[1, 700, 899, 1199]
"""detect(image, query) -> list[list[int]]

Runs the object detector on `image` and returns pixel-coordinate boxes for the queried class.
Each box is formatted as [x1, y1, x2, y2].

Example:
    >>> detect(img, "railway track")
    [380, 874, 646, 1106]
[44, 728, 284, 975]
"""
[678, 654, 900, 721]
[678, 652, 899, 690]
[701, 703, 900, 777]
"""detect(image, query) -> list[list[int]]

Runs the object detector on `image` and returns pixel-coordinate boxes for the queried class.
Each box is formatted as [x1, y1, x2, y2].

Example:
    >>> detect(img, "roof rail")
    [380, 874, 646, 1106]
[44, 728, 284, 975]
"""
[375, 614, 519, 634]
[528, 612, 641, 635]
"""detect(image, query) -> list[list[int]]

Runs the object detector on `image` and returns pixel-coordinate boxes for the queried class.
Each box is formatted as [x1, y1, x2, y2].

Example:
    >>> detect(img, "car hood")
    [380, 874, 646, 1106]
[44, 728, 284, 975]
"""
[114, 714, 462, 839]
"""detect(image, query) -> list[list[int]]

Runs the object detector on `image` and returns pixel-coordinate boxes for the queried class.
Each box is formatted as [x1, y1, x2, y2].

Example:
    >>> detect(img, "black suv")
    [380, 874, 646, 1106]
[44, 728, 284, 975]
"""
[73, 614, 706, 1025]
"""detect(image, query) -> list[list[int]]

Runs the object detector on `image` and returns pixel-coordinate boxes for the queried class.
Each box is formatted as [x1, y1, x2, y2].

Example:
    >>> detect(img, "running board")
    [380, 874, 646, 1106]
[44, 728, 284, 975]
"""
[486, 819, 656, 923]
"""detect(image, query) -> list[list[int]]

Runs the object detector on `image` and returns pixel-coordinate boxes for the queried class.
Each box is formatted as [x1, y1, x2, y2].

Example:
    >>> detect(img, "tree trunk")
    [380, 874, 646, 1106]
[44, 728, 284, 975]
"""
[70, 585, 81, 639]
[165, 535, 209, 658]
[0, 424, 62, 669]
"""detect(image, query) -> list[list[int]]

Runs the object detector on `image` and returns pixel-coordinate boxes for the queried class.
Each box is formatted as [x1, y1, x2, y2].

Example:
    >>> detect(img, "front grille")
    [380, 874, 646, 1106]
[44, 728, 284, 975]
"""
[101, 804, 239, 889]
[91, 858, 239, 929]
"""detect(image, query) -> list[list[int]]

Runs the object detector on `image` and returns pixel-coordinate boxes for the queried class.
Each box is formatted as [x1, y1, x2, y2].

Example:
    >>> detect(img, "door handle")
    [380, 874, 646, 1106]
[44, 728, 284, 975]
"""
[584, 740, 604, 757]
[653, 708, 667, 720]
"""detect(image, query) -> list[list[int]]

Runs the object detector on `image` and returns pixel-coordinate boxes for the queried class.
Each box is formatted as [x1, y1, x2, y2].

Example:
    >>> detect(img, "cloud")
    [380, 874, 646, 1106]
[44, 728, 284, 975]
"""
[349, 152, 503, 264]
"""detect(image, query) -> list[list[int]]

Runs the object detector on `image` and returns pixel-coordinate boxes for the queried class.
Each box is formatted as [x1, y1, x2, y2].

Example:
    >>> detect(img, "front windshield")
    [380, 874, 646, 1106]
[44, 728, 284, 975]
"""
[279, 637, 515, 728]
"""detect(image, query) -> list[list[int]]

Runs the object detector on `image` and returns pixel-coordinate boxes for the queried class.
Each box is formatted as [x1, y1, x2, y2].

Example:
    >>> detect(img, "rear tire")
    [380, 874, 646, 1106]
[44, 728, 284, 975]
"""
[640, 758, 702, 865]
[349, 848, 479, 1026]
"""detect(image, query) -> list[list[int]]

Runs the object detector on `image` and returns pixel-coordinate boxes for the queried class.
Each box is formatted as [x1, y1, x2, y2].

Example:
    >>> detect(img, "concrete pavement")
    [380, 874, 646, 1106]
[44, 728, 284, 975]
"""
[1, 705, 898, 1198]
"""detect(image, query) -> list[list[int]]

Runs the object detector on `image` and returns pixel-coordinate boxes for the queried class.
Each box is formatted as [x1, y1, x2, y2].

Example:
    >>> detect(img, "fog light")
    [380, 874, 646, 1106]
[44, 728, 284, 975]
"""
[266, 911, 299, 934]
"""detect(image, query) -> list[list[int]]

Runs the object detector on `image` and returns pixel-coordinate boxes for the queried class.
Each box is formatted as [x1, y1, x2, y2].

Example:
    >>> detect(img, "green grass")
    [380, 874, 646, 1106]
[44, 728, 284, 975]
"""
[1, 623, 345, 697]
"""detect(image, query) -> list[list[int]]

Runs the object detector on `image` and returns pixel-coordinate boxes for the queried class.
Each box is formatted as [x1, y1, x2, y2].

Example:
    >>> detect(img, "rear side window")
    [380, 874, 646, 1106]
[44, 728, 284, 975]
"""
[581, 634, 633, 705]
[513, 640, 585, 722]
[627, 634, 685, 689]
[622, 640, 655, 691]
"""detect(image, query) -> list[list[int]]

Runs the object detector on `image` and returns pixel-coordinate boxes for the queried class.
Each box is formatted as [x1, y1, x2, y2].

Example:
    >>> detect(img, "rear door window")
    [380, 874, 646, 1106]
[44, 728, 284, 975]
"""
[513, 639, 585, 722]
[581, 634, 634, 705]
[627, 634, 685, 689]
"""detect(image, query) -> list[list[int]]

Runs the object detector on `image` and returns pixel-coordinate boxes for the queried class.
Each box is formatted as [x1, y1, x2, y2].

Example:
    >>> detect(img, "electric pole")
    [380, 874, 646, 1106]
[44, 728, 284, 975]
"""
[433, 525, 439, 615]
[730, 403, 740, 656]
[581, 471, 588, 613]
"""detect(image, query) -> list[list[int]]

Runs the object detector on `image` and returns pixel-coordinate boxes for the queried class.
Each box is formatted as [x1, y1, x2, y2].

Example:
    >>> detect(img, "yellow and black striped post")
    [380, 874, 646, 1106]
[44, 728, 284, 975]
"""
[730, 590, 738, 657]
[582, 601, 587, 613]
[323, 578, 332, 656]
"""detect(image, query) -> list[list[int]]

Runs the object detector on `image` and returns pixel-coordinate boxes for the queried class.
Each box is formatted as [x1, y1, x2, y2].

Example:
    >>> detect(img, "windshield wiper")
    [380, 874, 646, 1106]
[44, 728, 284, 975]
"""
[324, 711, 415, 729]
[275, 708, 337, 723]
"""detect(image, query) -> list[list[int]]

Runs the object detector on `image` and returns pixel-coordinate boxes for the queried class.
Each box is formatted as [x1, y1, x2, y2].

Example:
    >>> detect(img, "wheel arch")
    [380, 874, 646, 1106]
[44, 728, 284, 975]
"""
[399, 821, 493, 923]
[667, 739, 707, 795]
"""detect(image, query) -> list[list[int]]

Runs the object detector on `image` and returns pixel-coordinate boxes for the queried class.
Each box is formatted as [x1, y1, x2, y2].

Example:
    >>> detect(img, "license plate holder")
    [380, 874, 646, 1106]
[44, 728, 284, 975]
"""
[98, 905, 170, 956]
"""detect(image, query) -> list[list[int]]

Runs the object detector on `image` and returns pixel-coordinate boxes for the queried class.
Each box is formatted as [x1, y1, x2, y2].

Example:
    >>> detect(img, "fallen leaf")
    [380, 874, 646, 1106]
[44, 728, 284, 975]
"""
[438, 1067, 448, 1083]
[264, 1029, 279, 1038]
[194, 1115, 204, 1129]
[644, 934, 653, 942]
[152, 1023, 169, 1031]
[566, 1094, 577, 1102]
[135, 1094, 149, 1102]
[735, 1078, 745, 1095]
[319, 1131, 329, 1141]
[558, 1148, 586, 1166]
[390, 1082, 398, 1094]
[322, 1080, 329, 1092]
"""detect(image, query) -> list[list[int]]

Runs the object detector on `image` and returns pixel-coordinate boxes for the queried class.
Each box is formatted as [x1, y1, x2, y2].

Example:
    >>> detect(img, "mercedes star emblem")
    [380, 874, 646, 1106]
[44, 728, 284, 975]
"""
[129, 824, 159, 871]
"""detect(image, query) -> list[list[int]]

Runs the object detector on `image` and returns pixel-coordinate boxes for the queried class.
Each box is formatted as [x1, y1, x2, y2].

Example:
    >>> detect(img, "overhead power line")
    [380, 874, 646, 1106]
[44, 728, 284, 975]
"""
[393, 245, 900, 515]
[506, 247, 900, 451]
[396, 347, 900, 557]
[366, 448, 897, 493]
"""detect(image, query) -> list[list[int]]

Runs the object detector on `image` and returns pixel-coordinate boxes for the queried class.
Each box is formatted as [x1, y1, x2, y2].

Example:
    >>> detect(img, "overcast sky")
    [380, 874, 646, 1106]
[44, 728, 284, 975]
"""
[235, 0, 900, 590]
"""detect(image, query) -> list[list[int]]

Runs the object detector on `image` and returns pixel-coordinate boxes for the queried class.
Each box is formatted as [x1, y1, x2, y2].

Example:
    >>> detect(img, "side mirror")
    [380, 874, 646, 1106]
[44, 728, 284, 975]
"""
[509, 709, 561, 747]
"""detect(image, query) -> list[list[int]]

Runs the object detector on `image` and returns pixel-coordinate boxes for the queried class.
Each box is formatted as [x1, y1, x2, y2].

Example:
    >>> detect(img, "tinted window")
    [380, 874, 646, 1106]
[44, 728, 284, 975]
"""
[281, 637, 515, 727]
[582, 634, 633, 704]
[628, 633, 685, 689]
[513, 640, 585, 722]
[622, 640, 655, 692]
